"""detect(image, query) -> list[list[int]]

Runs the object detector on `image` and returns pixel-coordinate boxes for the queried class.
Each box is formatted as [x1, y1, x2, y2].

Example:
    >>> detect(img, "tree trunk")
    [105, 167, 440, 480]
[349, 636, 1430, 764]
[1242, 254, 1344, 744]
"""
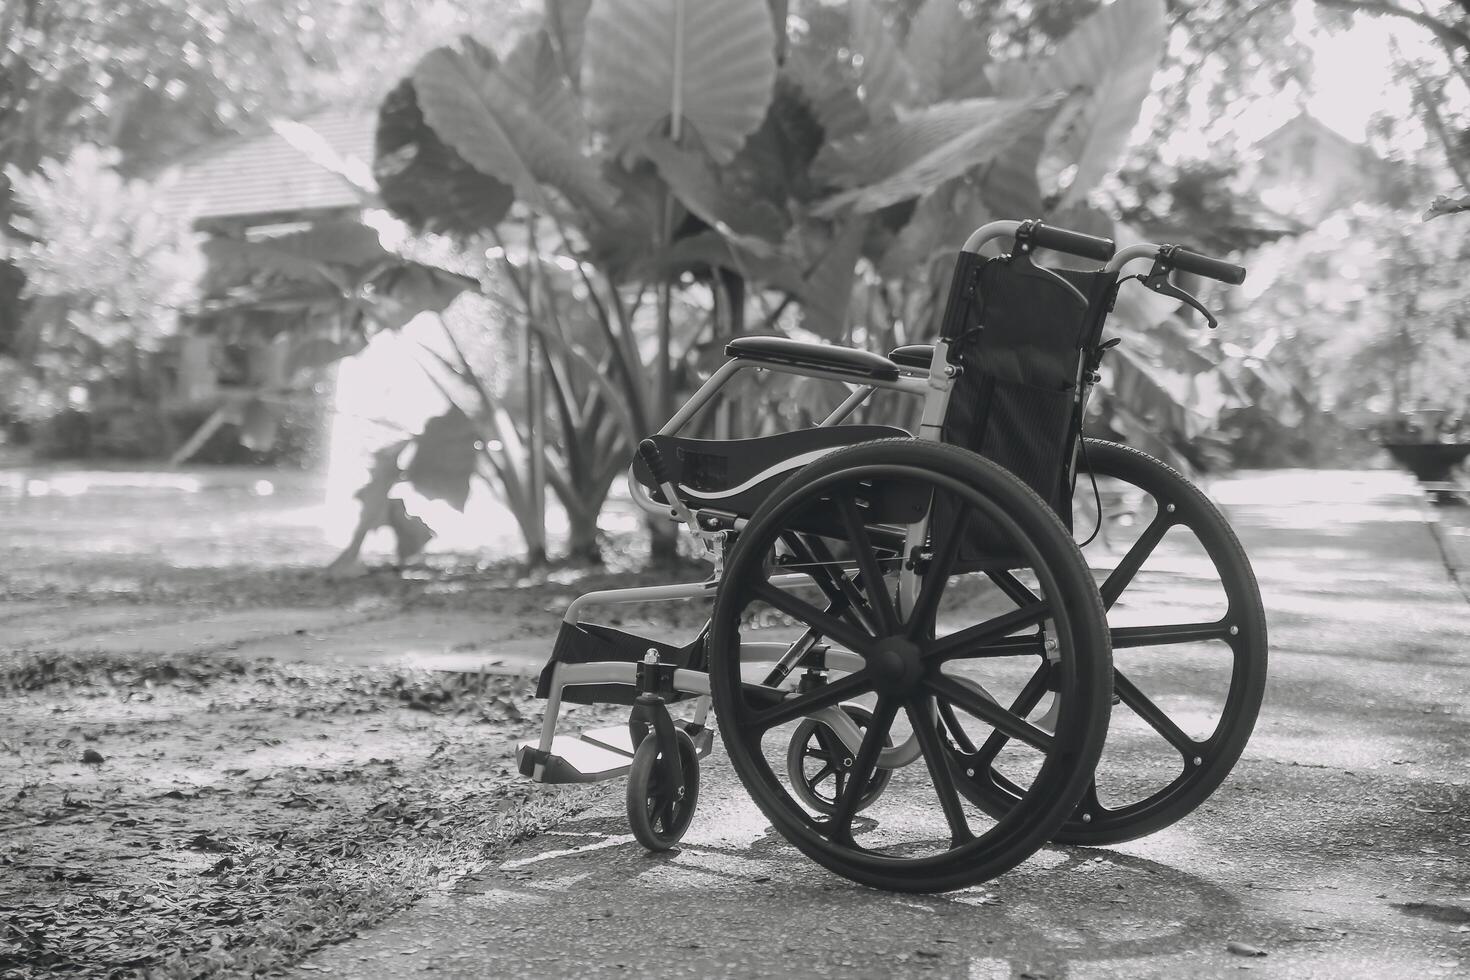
[566, 504, 604, 565]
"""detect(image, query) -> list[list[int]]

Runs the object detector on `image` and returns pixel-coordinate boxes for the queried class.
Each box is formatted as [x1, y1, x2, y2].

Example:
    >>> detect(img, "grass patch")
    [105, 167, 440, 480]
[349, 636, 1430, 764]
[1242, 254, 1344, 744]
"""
[0, 652, 618, 977]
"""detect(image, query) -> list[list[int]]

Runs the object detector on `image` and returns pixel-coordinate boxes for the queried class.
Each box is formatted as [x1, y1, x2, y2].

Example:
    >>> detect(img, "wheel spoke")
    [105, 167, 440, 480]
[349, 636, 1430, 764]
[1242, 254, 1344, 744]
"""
[836, 493, 900, 634]
[1099, 512, 1172, 609]
[1074, 780, 1106, 822]
[906, 496, 969, 640]
[968, 664, 1051, 767]
[823, 695, 899, 843]
[752, 581, 877, 657]
[807, 761, 836, 792]
[747, 668, 876, 731]
[908, 697, 974, 846]
[956, 637, 1045, 659]
[986, 569, 1040, 607]
[928, 602, 1050, 662]
[1111, 621, 1231, 649]
[928, 673, 1054, 753]
[1114, 669, 1199, 756]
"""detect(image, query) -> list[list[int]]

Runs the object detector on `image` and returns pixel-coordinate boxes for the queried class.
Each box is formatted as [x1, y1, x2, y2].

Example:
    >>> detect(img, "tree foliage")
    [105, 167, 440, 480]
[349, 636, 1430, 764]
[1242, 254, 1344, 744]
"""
[1, 146, 202, 413]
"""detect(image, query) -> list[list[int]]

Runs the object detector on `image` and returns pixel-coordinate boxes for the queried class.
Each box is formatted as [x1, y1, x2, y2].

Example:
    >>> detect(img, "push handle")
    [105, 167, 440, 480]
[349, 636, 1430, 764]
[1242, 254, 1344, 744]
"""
[1162, 245, 1246, 285]
[1026, 221, 1116, 262]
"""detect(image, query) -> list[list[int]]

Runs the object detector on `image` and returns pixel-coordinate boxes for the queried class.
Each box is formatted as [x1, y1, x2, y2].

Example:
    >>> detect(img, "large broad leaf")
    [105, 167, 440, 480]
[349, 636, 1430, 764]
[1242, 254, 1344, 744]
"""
[977, 100, 1062, 220]
[798, 217, 868, 339]
[876, 179, 991, 277]
[903, 0, 992, 102]
[629, 230, 806, 293]
[405, 404, 479, 511]
[812, 94, 1063, 216]
[503, 30, 589, 147]
[1002, 0, 1165, 207]
[584, 0, 778, 164]
[544, 0, 593, 87]
[722, 75, 827, 211]
[783, 51, 869, 144]
[375, 77, 515, 238]
[849, 0, 915, 119]
[368, 263, 480, 331]
[413, 41, 619, 221]
[202, 221, 390, 288]
[641, 137, 785, 250]
[1424, 193, 1470, 221]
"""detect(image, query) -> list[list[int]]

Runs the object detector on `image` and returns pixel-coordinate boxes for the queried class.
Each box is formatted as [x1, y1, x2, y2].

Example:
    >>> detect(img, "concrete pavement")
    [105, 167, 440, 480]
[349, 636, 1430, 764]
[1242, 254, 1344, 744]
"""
[286, 470, 1470, 979]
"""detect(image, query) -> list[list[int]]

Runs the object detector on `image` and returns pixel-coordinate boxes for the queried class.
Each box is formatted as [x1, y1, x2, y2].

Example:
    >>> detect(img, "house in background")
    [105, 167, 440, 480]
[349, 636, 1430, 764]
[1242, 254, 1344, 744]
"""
[158, 109, 378, 461]
[1254, 112, 1393, 224]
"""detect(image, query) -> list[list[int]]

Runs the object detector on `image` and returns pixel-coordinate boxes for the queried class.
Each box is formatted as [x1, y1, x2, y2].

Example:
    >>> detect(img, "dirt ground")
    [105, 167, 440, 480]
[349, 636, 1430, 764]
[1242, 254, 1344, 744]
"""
[0, 652, 623, 977]
[0, 466, 688, 978]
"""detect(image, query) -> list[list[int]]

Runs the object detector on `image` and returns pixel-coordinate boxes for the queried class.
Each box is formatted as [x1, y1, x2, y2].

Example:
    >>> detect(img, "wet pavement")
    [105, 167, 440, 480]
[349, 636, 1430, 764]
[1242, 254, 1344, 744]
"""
[282, 470, 1470, 980]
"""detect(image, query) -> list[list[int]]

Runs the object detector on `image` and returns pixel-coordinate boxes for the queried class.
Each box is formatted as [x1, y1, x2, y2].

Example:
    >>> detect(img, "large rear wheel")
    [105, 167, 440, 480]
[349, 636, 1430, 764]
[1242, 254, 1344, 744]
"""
[946, 439, 1267, 845]
[707, 440, 1113, 892]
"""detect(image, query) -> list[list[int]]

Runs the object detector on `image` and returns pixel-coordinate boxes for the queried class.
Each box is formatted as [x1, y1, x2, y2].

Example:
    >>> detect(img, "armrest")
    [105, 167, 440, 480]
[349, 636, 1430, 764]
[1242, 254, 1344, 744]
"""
[726, 335, 900, 382]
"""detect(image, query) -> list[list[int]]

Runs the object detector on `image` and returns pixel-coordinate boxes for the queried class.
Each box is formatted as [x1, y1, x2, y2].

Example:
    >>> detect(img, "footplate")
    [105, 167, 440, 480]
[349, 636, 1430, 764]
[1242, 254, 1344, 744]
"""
[517, 722, 714, 785]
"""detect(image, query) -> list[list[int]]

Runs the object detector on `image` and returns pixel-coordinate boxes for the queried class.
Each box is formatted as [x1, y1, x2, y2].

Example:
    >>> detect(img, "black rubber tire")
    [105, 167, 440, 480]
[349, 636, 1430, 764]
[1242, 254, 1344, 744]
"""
[708, 439, 1112, 893]
[948, 439, 1267, 845]
[626, 729, 699, 851]
[786, 704, 894, 815]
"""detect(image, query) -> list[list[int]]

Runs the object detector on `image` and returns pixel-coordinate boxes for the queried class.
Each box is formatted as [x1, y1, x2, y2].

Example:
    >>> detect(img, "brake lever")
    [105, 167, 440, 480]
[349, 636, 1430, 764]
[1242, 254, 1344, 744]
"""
[1141, 259, 1218, 329]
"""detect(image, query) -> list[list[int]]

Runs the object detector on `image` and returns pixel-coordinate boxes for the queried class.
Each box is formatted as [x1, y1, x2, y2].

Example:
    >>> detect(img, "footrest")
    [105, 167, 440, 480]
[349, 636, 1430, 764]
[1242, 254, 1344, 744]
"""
[517, 723, 715, 784]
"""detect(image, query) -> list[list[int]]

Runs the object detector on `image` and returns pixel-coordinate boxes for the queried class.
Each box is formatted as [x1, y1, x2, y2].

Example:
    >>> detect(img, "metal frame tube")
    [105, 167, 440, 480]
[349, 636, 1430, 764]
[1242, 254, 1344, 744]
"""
[961, 219, 1022, 254]
[820, 385, 874, 426]
[1104, 242, 1163, 274]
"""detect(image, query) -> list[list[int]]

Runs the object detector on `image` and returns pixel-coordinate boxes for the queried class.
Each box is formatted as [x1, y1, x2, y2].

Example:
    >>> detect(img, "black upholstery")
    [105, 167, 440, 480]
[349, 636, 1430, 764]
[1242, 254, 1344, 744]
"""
[726, 336, 901, 381]
[935, 256, 1118, 566]
[632, 425, 908, 517]
[889, 345, 935, 370]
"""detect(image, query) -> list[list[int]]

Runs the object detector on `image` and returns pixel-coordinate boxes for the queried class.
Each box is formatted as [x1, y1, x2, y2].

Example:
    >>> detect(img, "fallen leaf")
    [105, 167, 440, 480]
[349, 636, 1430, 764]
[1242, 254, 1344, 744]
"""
[184, 832, 235, 853]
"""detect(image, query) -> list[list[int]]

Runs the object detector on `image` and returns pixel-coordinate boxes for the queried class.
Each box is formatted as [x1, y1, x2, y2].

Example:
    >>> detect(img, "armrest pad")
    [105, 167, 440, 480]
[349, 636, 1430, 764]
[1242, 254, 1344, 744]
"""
[726, 335, 900, 382]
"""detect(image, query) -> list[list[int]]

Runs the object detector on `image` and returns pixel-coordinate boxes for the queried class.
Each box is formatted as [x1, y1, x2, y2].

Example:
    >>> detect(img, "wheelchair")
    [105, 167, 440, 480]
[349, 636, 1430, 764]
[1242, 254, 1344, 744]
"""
[516, 219, 1268, 892]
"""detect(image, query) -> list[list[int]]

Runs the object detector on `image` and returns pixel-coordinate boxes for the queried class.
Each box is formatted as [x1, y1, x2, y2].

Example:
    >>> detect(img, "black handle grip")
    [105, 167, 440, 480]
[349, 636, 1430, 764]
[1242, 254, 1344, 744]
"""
[1027, 221, 1116, 262]
[638, 438, 671, 485]
[1165, 246, 1246, 285]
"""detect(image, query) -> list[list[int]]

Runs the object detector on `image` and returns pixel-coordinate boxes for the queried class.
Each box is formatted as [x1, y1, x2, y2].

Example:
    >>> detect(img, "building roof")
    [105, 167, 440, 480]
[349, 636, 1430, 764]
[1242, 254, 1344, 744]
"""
[1256, 112, 1379, 165]
[164, 108, 376, 226]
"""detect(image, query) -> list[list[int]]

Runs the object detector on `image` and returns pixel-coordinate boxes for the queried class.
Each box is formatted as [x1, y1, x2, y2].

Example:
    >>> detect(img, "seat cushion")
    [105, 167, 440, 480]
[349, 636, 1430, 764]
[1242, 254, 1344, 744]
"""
[632, 425, 909, 517]
[726, 335, 901, 381]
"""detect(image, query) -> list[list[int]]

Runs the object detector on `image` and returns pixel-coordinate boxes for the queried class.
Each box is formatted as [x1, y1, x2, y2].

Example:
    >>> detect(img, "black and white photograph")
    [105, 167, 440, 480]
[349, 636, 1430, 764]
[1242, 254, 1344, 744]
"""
[1, 0, 1467, 976]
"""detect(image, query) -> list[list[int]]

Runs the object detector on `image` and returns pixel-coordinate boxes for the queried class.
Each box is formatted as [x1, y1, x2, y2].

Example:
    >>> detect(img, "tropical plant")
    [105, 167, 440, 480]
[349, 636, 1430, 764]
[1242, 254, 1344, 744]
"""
[364, 0, 1174, 549]
[0, 145, 203, 423]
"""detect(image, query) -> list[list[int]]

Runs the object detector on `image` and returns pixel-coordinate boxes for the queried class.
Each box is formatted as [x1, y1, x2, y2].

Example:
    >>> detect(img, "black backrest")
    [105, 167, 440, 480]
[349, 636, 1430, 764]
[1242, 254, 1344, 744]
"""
[935, 251, 1116, 562]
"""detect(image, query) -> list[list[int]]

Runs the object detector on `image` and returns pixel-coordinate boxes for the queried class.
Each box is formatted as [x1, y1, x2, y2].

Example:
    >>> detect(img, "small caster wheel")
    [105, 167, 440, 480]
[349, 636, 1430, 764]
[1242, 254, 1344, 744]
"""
[626, 729, 699, 851]
[786, 704, 893, 815]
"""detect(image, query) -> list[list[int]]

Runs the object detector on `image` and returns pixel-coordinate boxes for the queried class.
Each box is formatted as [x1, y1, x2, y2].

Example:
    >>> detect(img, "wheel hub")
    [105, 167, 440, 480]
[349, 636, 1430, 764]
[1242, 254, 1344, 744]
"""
[870, 637, 924, 694]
